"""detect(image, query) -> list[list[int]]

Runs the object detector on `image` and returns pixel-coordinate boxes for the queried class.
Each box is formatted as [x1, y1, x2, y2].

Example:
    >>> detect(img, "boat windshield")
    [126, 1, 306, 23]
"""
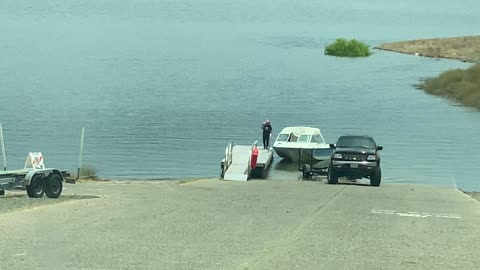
[310, 135, 324, 143]
[276, 134, 289, 142]
[297, 135, 310, 143]
[336, 136, 376, 149]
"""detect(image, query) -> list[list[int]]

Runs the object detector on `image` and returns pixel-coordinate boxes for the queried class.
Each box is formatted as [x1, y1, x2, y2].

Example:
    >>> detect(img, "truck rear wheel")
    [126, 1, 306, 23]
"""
[370, 167, 382, 187]
[45, 174, 63, 198]
[27, 175, 45, 198]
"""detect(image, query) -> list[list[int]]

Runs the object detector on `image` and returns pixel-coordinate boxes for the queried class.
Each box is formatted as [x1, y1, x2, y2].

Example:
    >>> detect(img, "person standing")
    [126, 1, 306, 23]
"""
[261, 120, 272, 150]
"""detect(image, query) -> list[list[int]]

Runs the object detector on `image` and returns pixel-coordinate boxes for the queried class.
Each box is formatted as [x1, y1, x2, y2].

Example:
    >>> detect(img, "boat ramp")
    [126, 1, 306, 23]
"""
[220, 141, 273, 181]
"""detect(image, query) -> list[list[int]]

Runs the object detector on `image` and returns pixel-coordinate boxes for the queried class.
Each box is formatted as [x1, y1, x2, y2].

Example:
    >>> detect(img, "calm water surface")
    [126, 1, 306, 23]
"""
[1, 0, 479, 190]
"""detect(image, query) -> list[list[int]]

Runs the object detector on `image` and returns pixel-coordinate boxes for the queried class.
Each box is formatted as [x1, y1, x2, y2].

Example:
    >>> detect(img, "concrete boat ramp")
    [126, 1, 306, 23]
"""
[220, 141, 273, 181]
[1, 179, 480, 269]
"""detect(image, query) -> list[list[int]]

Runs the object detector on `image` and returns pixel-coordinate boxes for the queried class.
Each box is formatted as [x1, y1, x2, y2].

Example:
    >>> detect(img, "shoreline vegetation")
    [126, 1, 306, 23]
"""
[376, 36, 480, 109]
[325, 38, 371, 57]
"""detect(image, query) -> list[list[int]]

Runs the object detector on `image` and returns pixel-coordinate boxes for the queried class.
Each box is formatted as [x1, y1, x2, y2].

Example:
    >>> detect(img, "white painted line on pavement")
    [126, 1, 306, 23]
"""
[371, 209, 462, 219]
[371, 210, 395, 215]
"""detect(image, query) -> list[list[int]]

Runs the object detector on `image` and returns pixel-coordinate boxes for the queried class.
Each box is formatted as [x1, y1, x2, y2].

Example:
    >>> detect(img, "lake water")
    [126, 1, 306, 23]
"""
[1, 0, 479, 190]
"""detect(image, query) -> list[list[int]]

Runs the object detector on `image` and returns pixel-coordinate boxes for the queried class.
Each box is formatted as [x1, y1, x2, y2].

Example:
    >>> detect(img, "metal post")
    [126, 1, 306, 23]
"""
[79, 127, 85, 172]
[0, 123, 6, 171]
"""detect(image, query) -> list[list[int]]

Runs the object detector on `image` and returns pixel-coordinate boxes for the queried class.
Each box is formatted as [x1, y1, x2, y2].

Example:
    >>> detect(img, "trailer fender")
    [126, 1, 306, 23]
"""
[25, 169, 64, 186]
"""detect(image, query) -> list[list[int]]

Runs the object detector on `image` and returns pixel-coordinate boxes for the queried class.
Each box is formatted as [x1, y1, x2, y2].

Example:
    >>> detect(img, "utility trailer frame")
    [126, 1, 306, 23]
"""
[0, 124, 85, 198]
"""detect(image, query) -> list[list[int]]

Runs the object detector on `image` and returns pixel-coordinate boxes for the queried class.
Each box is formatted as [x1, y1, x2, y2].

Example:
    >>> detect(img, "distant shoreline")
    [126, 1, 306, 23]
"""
[376, 36, 480, 109]
[375, 36, 480, 63]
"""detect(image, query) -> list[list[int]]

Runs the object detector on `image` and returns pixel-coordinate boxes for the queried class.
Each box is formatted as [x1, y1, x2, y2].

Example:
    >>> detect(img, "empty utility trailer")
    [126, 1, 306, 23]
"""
[0, 124, 84, 198]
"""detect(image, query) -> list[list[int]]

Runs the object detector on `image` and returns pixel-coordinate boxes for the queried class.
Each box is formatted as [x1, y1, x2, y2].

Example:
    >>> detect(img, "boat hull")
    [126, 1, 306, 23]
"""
[273, 146, 333, 163]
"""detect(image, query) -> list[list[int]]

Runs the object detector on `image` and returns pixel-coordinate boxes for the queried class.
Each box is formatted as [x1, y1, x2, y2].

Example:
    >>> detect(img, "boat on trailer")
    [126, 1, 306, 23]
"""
[273, 126, 333, 163]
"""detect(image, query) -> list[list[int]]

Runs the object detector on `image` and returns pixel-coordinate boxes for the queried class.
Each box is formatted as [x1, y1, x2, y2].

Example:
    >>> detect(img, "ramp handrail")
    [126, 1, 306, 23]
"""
[0, 123, 6, 171]
[224, 140, 234, 173]
[247, 140, 258, 177]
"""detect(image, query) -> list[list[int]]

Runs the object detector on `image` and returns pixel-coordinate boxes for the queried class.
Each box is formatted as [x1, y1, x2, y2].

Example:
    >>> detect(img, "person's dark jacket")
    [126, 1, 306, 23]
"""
[262, 123, 272, 137]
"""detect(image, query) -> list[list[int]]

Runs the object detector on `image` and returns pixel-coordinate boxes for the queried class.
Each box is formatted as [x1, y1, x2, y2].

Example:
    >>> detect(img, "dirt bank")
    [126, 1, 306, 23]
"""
[375, 36, 480, 62]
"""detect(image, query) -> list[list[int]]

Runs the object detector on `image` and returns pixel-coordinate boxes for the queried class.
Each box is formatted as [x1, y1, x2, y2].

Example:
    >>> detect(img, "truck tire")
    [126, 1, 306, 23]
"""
[45, 174, 63, 198]
[0, 190, 4, 196]
[370, 167, 382, 187]
[26, 175, 45, 198]
[327, 165, 338, 184]
[303, 164, 311, 179]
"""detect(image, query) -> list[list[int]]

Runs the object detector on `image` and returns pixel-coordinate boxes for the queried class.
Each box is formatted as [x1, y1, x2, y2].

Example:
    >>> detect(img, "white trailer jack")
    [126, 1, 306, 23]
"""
[0, 125, 85, 198]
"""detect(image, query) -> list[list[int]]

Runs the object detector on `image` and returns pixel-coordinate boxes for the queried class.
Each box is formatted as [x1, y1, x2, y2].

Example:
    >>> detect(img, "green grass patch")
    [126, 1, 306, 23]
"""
[325, 38, 371, 57]
[417, 63, 480, 108]
[80, 164, 97, 178]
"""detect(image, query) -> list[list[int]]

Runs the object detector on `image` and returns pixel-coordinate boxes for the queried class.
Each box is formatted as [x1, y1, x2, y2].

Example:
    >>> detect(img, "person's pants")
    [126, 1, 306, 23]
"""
[263, 135, 270, 149]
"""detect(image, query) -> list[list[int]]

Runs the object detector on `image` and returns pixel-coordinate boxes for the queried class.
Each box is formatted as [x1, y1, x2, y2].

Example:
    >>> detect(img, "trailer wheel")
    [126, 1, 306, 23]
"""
[45, 174, 63, 198]
[302, 164, 311, 179]
[26, 175, 45, 198]
[0, 190, 4, 196]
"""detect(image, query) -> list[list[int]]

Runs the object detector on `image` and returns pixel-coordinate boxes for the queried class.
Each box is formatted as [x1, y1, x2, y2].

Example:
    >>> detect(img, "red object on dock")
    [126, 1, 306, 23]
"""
[251, 146, 258, 169]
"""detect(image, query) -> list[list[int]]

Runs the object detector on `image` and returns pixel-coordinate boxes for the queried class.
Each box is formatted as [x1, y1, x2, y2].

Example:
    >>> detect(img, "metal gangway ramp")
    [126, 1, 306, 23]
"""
[221, 141, 273, 181]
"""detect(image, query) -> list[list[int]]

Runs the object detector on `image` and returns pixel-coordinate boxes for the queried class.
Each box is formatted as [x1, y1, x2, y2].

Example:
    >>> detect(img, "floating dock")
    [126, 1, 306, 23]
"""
[220, 141, 273, 181]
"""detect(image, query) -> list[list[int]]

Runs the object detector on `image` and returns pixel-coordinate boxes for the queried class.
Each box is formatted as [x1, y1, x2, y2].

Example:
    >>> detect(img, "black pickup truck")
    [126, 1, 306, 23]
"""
[327, 135, 383, 186]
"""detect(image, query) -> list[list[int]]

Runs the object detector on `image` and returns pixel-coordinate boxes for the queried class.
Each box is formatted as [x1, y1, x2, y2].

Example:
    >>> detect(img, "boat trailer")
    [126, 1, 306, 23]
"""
[0, 125, 85, 198]
[298, 148, 331, 180]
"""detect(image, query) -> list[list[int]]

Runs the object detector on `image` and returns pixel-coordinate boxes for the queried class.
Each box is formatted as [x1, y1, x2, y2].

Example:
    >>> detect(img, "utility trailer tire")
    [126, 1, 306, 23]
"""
[27, 175, 45, 198]
[302, 164, 311, 179]
[45, 174, 63, 198]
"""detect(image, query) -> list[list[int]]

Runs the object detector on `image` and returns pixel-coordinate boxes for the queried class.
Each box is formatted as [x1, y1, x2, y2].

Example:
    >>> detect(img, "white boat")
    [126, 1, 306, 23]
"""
[273, 126, 333, 163]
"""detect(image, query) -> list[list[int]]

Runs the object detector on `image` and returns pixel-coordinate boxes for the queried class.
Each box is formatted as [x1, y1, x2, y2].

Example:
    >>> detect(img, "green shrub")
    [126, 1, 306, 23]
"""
[418, 63, 480, 108]
[325, 38, 371, 57]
